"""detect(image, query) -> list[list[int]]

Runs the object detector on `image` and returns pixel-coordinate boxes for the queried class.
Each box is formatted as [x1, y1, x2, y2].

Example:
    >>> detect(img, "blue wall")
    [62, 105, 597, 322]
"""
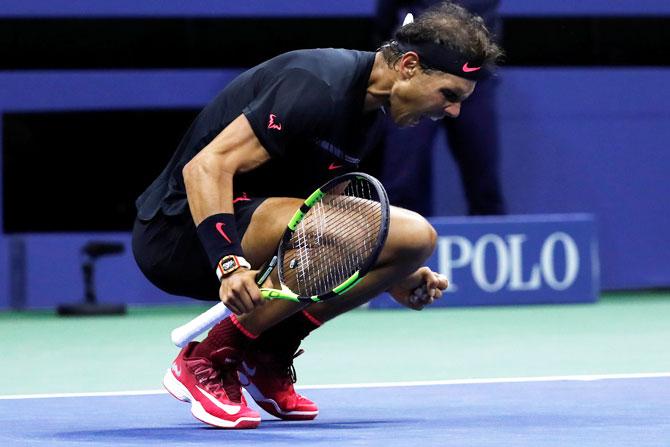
[433, 68, 670, 290]
[2, 0, 670, 17]
[0, 239, 7, 307]
[13, 234, 183, 308]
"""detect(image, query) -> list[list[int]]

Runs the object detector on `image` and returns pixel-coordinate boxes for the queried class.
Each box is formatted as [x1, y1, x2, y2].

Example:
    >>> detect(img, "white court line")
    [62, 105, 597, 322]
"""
[0, 389, 168, 400]
[1, 371, 669, 400]
[299, 371, 670, 390]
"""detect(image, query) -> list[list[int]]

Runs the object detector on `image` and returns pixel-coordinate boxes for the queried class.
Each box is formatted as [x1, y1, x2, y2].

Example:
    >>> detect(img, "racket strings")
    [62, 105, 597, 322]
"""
[282, 178, 383, 296]
[310, 184, 381, 292]
[321, 195, 381, 282]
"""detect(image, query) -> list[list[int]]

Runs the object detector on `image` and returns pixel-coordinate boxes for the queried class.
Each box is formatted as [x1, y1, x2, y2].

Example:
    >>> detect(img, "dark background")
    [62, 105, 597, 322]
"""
[3, 16, 670, 232]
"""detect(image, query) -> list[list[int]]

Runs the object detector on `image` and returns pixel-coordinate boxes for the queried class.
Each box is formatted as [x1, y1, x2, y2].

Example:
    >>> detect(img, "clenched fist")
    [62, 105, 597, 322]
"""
[387, 266, 449, 310]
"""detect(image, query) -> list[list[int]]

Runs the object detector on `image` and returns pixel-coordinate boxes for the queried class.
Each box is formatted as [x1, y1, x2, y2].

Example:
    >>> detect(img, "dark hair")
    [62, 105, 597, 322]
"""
[381, 1, 503, 73]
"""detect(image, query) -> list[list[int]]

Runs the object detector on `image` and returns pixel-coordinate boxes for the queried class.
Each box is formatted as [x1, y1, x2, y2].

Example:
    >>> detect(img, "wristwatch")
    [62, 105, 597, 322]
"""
[216, 255, 252, 282]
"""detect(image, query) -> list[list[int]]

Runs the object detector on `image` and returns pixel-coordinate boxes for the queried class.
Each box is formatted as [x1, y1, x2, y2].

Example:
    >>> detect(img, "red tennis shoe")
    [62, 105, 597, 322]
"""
[163, 342, 261, 429]
[238, 347, 318, 420]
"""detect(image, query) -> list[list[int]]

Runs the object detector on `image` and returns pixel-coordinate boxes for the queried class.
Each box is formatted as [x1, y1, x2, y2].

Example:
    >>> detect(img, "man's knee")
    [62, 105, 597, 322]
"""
[383, 207, 437, 264]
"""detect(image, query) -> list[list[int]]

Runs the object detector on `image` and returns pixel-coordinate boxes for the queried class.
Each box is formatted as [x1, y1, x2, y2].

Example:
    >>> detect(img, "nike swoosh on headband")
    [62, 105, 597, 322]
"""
[462, 62, 482, 73]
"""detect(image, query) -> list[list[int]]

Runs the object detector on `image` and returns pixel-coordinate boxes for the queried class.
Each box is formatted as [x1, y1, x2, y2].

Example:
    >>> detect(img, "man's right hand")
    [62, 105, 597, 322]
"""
[219, 269, 266, 315]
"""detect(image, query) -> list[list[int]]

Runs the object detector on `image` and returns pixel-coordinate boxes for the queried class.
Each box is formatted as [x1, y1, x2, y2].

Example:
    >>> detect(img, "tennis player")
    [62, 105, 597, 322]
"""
[132, 1, 501, 429]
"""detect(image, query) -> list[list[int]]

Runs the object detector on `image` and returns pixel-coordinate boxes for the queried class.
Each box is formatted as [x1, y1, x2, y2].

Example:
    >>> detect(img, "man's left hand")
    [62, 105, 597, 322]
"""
[387, 266, 449, 310]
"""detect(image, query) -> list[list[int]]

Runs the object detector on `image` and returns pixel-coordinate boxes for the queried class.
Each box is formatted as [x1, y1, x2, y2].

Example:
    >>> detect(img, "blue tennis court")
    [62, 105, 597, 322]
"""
[3, 375, 669, 447]
[3, 297, 670, 446]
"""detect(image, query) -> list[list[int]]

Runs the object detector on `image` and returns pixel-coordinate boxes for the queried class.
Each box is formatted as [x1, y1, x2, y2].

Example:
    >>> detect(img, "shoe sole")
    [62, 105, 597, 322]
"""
[163, 369, 260, 429]
[241, 378, 318, 420]
[256, 400, 319, 420]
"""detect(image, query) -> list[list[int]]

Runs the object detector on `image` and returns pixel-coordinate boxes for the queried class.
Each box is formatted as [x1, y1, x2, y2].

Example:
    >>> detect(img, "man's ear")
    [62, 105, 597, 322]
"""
[399, 52, 421, 79]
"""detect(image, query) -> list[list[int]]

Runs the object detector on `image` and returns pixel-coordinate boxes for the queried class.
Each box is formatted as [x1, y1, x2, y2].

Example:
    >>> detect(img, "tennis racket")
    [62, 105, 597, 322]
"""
[171, 172, 390, 347]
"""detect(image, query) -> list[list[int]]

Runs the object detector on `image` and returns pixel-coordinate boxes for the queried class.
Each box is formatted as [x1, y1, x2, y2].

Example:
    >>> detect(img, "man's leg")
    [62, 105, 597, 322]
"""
[237, 201, 437, 331]
[297, 205, 437, 322]
[231, 199, 437, 419]
[184, 197, 315, 420]
[133, 213, 263, 429]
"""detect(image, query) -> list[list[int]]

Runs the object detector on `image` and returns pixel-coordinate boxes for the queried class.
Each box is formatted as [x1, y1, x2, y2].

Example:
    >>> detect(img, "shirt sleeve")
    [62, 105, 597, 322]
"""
[243, 68, 335, 157]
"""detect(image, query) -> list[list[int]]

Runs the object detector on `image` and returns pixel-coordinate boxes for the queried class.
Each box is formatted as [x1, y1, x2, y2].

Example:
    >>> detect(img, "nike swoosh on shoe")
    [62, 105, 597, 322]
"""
[196, 386, 242, 415]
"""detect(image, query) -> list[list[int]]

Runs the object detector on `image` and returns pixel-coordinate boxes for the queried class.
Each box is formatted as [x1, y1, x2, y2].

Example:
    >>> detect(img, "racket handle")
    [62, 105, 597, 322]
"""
[171, 255, 279, 347]
[255, 255, 278, 285]
[170, 302, 231, 348]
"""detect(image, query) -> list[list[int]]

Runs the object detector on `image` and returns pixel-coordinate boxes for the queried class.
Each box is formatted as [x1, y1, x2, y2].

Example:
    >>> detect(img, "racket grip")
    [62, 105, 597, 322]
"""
[170, 302, 231, 348]
[255, 255, 278, 286]
[172, 256, 278, 347]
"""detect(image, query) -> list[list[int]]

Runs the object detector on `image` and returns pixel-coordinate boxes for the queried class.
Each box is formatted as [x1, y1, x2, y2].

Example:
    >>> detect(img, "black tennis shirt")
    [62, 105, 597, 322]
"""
[136, 49, 384, 220]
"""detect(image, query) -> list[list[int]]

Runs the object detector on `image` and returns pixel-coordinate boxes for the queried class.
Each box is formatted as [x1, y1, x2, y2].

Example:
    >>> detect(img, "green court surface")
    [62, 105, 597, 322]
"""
[1, 292, 669, 396]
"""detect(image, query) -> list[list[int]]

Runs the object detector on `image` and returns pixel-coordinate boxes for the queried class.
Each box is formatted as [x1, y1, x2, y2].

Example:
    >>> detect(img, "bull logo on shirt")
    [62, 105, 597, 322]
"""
[268, 114, 282, 131]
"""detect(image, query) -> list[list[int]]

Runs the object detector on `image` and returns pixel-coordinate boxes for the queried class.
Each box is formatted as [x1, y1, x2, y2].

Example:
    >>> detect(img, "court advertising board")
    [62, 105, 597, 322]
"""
[370, 214, 599, 308]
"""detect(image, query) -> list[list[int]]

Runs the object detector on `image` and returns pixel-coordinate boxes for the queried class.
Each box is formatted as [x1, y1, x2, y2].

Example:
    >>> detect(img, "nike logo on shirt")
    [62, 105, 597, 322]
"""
[232, 192, 251, 204]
